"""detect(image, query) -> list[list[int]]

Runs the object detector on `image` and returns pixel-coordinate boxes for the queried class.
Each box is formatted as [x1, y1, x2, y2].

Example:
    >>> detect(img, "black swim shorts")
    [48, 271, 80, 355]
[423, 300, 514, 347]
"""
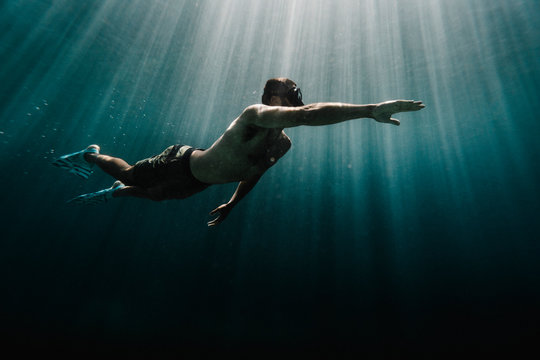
[132, 144, 210, 199]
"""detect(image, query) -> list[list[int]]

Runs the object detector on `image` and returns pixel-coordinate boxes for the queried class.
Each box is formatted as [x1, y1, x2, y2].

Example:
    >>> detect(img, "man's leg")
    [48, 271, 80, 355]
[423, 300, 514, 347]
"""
[84, 151, 134, 184]
[112, 185, 154, 200]
[68, 183, 164, 204]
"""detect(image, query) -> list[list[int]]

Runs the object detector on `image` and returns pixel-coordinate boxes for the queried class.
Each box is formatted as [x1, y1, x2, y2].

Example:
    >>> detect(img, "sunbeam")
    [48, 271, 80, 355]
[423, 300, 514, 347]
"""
[1, 0, 540, 355]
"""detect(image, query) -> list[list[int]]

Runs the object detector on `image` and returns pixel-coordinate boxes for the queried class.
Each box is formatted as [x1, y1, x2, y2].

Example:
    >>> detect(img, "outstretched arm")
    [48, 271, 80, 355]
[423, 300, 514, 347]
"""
[242, 100, 425, 128]
[208, 174, 263, 227]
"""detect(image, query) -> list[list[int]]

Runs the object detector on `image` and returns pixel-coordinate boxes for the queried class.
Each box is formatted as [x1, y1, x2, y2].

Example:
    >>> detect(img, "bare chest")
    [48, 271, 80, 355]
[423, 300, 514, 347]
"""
[191, 126, 291, 183]
[245, 129, 291, 168]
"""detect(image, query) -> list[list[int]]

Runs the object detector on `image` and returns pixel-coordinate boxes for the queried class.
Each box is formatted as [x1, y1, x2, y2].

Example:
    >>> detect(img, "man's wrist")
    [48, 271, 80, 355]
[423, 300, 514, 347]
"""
[366, 104, 376, 119]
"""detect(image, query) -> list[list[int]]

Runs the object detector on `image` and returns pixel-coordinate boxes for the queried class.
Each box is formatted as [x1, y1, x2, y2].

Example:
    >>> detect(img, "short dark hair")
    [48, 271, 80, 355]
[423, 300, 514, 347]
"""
[261, 78, 298, 105]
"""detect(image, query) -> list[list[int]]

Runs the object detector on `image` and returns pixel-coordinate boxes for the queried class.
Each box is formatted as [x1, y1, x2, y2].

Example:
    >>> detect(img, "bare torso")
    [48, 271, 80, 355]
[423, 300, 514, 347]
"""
[189, 113, 291, 184]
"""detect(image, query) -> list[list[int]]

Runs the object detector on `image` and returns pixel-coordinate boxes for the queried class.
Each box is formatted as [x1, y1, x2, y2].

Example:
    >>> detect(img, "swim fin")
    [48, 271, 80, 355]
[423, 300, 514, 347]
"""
[68, 181, 125, 205]
[52, 145, 100, 179]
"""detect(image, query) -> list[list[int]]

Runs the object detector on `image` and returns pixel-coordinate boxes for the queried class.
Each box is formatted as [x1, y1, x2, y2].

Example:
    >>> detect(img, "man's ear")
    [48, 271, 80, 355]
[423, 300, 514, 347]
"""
[269, 96, 282, 106]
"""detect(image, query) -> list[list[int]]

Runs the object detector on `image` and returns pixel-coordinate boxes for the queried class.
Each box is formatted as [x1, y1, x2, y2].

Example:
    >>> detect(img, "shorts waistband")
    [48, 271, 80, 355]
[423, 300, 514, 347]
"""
[172, 145, 209, 186]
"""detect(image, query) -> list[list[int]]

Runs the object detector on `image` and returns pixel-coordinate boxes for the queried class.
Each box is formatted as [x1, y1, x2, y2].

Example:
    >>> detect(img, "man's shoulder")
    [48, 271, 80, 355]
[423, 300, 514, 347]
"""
[240, 104, 264, 120]
[234, 104, 266, 127]
[223, 105, 263, 135]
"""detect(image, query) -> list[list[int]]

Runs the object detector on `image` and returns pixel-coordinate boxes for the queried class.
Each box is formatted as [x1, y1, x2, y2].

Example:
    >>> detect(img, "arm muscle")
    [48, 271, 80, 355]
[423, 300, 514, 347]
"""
[242, 103, 376, 129]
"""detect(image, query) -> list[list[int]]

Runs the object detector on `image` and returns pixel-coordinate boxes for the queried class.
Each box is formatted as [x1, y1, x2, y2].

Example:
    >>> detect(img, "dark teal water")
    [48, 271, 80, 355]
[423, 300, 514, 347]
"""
[1, 0, 539, 356]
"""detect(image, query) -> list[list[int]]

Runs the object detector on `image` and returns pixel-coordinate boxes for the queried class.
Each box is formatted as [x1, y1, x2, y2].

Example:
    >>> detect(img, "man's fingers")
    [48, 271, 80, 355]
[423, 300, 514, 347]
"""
[208, 217, 220, 226]
[413, 101, 425, 109]
[398, 100, 425, 111]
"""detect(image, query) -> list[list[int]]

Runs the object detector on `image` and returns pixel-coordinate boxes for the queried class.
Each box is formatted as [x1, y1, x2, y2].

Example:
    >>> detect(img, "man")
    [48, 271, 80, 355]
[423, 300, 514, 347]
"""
[53, 78, 425, 226]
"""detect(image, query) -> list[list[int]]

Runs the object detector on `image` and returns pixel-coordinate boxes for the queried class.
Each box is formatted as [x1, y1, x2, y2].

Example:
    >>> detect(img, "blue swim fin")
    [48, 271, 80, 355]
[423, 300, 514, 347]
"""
[68, 181, 125, 205]
[52, 145, 99, 179]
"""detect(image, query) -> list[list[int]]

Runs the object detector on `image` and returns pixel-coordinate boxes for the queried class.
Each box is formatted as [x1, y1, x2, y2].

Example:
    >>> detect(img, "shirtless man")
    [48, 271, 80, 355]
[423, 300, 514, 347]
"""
[53, 78, 425, 226]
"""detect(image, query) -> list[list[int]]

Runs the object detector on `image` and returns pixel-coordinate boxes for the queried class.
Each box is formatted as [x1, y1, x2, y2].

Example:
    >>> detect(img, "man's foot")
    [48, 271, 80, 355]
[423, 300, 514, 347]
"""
[67, 181, 125, 205]
[52, 145, 100, 179]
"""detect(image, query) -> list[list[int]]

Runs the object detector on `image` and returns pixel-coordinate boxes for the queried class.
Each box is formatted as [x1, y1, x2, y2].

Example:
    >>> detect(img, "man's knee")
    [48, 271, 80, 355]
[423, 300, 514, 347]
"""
[121, 167, 136, 185]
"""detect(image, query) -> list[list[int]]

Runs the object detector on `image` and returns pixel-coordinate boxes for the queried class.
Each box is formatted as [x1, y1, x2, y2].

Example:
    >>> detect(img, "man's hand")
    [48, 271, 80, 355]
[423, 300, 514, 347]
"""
[208, 203, 233, 227]
[372, 100, 425, 126]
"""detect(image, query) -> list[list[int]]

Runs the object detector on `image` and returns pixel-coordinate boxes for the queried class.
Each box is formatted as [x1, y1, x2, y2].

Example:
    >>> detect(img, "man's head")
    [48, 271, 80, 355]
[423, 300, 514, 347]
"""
[262, 78, 304, 107]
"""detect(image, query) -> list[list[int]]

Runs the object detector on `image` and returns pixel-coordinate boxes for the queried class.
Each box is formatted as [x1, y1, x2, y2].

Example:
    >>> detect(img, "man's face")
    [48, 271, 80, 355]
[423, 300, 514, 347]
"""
[286, 86, 303, 106]
[269, 88, 303, 107]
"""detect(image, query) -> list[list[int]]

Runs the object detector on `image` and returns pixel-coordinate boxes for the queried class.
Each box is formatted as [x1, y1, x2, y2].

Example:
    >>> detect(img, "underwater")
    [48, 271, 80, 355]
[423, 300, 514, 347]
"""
[1, 0, 539, 356]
